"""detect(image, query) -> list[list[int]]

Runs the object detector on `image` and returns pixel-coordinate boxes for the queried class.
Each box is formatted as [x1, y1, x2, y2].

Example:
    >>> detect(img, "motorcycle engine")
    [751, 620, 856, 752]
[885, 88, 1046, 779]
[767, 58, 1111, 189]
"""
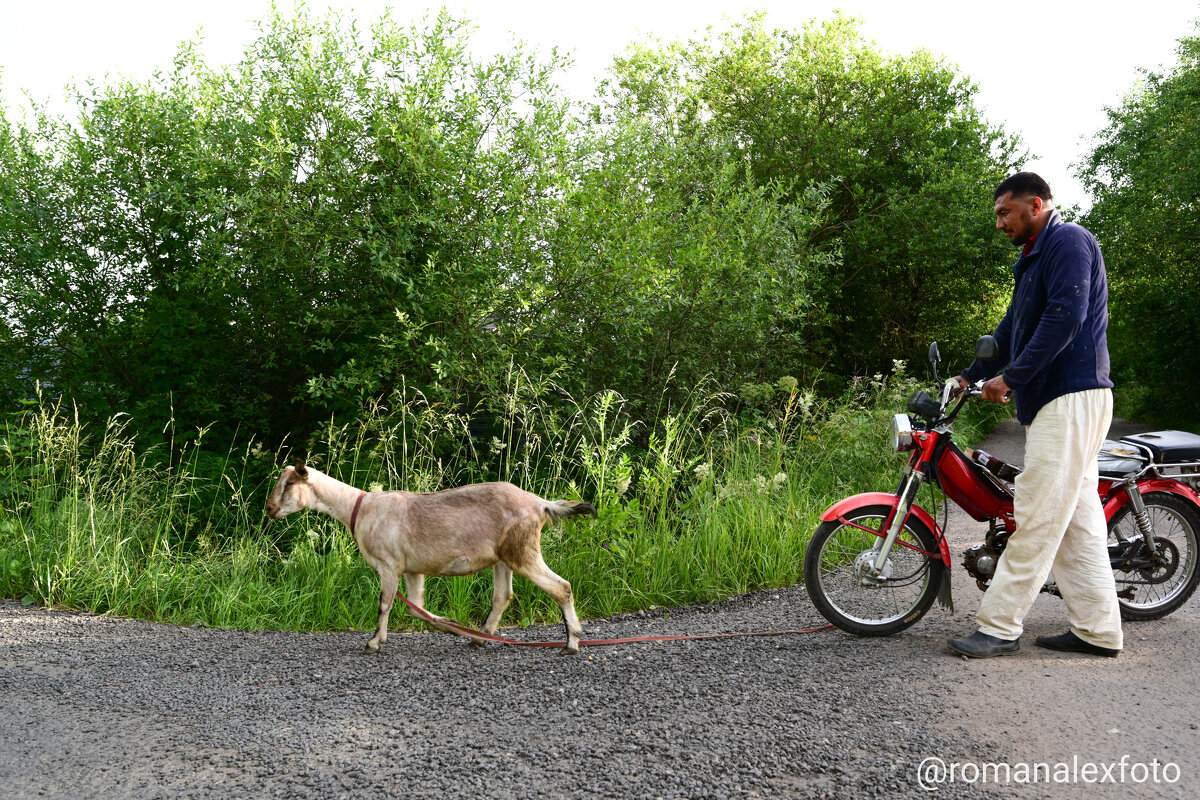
[963, 525, 1011, 590]
[962, 543, 1002, 590]
[962, 527, 1061, 596]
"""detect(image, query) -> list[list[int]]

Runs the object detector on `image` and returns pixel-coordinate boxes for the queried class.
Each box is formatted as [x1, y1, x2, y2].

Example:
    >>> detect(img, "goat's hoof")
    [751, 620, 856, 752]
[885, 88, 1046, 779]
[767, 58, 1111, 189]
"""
[469, 638, 487, 648]
[365, 641, 381, 654]
[561, 644, 580, 656]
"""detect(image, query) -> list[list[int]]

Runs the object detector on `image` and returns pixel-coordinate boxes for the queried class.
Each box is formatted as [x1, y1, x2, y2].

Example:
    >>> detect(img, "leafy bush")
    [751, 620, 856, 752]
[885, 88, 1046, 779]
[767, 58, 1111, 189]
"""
[606, 13, 1020, 380]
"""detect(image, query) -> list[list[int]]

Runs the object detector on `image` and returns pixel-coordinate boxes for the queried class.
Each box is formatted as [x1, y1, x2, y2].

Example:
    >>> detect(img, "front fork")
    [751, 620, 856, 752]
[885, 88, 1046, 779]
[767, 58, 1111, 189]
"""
[867, 467, 923, 581]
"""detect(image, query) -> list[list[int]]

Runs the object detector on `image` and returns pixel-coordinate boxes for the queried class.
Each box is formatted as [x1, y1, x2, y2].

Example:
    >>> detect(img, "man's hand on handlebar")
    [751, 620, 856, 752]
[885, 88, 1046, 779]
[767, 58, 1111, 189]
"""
[980, 375, 1012, 404]
[951, 374, 1010, 404]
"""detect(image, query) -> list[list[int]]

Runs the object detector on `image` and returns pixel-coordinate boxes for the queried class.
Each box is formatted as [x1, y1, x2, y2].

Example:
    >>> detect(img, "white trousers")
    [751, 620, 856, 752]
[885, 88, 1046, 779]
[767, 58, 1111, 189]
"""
[976, 388, 1123, 649]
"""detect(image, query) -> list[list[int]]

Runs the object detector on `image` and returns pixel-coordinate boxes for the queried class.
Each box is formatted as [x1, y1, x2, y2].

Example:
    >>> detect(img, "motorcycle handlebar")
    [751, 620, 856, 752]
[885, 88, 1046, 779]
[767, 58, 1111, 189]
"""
[931, 378, 985, 424]
[942, 378, 984, 405]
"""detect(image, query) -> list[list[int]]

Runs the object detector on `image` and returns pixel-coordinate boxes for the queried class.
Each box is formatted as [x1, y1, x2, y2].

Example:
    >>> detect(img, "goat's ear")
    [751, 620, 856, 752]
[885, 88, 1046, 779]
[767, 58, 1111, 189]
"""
[293, 459, 308, 479]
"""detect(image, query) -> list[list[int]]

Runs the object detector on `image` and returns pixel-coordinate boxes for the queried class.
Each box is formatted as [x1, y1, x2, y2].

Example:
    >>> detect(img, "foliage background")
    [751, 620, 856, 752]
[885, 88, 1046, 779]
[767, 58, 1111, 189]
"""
[0, 10, 1017, 450]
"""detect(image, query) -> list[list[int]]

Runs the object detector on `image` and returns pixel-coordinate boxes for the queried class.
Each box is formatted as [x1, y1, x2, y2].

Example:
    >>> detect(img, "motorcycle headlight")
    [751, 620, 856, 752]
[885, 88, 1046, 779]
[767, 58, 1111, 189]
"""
[890, 413, 914, 452]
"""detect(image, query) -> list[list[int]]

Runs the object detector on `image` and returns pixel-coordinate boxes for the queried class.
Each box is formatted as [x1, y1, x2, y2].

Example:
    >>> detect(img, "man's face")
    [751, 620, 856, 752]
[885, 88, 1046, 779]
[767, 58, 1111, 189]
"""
[994, 191, 1043, 246]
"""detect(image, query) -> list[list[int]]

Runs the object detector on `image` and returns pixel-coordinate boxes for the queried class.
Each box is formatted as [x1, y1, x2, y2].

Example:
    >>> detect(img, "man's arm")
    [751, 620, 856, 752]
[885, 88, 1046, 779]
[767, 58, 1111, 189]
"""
[1000, 230, 1094, 392]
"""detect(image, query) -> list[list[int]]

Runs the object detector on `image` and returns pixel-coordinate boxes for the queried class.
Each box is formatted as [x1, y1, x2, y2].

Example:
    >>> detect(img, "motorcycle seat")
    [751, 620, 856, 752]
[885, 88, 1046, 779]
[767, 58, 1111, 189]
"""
[1119, 430, 1200, 463]
[1098, 439, 1146, 477]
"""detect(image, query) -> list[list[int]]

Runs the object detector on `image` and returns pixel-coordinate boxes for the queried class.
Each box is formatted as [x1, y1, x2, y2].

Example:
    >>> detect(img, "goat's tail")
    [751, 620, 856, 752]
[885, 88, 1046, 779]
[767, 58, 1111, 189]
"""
[545, 499, 598, 521]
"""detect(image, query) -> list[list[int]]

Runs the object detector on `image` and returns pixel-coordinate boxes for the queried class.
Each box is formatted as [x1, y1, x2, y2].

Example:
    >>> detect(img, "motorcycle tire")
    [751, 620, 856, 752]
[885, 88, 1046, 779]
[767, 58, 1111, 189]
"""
[1110, 492, 1200, 621]
[804, 503, 945, 636]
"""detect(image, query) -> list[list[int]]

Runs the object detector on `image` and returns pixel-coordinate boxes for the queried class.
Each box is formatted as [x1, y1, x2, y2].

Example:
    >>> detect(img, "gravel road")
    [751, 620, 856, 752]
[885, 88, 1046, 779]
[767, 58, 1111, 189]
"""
[1, 418, 1196, 799]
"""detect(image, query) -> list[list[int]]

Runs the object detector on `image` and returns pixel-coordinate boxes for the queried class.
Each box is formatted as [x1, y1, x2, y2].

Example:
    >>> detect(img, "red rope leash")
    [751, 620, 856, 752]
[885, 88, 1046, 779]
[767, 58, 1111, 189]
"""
[396, 591, 833, 648]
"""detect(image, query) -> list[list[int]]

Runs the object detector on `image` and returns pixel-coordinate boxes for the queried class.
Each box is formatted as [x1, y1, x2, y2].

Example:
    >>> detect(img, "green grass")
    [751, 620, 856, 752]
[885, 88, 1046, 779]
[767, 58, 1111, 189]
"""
[0, 370, 1006, 633]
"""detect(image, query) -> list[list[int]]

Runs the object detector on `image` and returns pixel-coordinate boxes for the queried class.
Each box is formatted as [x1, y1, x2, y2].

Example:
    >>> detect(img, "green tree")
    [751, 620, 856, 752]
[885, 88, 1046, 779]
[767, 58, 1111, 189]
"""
[608, 13, 1020, 376]
[0, 10, 577, 444]
[512, 99, 837, 410]
[1080, 28, 1200, 427]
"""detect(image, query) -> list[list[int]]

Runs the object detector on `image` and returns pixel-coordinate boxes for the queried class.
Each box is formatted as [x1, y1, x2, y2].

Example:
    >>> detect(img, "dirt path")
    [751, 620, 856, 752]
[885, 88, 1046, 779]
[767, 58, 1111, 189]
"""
[0, 419, 1196, 799]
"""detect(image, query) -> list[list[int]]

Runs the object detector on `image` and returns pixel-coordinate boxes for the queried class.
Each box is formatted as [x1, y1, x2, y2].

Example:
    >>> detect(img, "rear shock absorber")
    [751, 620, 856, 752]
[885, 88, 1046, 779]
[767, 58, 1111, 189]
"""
[1123, 477, 1158, 552]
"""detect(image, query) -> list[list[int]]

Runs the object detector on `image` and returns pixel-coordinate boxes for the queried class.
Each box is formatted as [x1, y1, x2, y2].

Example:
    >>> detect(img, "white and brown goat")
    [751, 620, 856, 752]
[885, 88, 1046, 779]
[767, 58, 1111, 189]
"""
[265, 462, 596, 653]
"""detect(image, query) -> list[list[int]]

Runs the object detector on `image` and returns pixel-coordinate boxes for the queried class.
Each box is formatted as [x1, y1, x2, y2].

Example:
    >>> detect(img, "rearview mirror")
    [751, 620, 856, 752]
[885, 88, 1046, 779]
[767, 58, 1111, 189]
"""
[975, 335, 999, 362]
[928, 341, 942, 365]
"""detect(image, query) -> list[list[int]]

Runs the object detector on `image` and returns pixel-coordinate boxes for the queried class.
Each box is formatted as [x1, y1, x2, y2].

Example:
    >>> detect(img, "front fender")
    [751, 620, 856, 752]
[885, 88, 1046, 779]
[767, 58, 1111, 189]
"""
[820, 492, 951, 568]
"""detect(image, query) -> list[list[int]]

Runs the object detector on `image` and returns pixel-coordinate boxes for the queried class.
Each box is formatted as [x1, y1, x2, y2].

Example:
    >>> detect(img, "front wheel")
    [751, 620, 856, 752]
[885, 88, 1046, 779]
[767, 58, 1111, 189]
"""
[1109, 492, 1200, 621]
[804, 503, 945, 636]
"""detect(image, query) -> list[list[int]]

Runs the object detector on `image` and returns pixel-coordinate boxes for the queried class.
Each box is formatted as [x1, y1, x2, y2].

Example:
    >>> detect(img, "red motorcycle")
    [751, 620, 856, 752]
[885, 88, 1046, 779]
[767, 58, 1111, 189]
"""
[804, 338, 1200, 635]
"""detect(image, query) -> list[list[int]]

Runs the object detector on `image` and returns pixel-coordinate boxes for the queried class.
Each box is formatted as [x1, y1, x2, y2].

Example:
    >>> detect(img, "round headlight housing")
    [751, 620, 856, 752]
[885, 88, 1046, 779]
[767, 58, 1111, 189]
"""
[890, 413, 914, 452]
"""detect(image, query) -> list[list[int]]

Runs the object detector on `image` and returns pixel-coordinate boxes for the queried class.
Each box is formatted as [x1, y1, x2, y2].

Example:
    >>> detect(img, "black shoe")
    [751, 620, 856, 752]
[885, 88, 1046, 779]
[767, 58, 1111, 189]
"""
[947, 631, 1020, 658]
[1034, 630, 1120, 657]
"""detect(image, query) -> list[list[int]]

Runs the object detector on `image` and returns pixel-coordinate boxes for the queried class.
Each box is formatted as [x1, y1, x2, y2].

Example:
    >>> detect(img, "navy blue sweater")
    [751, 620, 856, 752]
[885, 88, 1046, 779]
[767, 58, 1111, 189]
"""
[963, 210, 1113, 425]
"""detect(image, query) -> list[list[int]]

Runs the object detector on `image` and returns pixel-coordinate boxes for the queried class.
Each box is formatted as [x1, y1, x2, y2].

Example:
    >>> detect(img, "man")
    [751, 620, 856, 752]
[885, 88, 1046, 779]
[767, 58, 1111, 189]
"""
[947, 172, 1122, 659]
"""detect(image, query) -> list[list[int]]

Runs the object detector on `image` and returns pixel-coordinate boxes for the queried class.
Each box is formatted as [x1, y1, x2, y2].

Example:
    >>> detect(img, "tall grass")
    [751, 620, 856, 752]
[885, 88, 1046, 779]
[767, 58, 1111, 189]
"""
[0, 369, 1005, 633]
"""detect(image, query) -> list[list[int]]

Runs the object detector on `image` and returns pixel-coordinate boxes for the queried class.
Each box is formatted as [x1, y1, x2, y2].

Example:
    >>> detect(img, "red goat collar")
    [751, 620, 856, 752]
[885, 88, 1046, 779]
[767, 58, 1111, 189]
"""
[349, 491, 366, 536]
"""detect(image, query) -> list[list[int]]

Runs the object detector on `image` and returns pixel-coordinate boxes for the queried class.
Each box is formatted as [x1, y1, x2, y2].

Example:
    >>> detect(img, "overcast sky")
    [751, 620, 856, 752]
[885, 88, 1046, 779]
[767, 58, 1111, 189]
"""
[2, 1, 1198, 207]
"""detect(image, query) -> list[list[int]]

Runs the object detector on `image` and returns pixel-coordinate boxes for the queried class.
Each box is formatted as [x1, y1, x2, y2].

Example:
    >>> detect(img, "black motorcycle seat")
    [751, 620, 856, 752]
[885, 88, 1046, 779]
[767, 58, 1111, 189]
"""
[1120, 430, 1200, 462]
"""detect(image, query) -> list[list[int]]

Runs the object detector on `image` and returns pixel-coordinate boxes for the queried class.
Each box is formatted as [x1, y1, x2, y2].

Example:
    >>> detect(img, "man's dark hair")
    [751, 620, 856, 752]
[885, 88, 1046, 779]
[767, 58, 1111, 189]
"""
[995, 171, 1053, 202]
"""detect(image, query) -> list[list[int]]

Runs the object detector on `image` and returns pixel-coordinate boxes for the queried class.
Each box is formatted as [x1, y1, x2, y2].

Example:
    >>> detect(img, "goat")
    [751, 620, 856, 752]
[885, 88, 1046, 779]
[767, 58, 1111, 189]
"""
[265, 462, 597, 654]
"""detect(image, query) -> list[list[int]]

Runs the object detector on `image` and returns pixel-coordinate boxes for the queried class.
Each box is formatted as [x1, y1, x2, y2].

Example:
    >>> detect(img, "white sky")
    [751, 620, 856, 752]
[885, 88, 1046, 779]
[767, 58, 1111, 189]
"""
[2, 1, 1198, 207]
